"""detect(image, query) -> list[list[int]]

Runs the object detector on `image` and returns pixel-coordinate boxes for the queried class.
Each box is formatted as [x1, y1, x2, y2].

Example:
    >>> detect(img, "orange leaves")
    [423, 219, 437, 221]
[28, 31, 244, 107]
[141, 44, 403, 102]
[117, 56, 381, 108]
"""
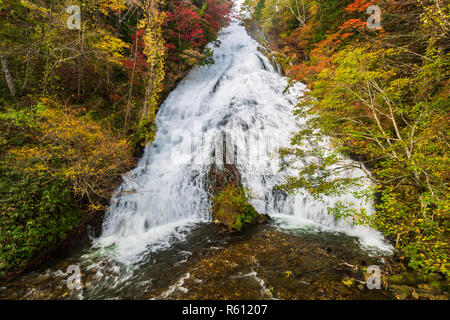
[289, 1, 382, 83]
[339, 18, 367, 31]
[345, 0, 374, 13]
[289, 32, 341, 82]
[340, 32, 354, 40]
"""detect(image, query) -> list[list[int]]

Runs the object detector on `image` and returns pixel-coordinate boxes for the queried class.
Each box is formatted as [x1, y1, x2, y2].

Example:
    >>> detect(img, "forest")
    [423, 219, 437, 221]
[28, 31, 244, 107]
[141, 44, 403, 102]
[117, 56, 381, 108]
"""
[0, 0, 232, 280]
[243, 0, 448, 276]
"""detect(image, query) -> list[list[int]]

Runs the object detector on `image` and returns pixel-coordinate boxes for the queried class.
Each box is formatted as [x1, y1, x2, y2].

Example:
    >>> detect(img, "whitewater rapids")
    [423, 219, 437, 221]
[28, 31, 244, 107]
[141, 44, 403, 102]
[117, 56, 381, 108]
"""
[95, 3, 392, 264]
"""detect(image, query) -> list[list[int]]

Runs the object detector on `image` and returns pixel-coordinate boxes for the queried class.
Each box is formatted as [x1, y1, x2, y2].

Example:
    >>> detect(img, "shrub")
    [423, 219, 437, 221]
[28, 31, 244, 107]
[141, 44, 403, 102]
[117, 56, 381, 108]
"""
[0, 101, 134, 277]
[212, 185, 259, 232]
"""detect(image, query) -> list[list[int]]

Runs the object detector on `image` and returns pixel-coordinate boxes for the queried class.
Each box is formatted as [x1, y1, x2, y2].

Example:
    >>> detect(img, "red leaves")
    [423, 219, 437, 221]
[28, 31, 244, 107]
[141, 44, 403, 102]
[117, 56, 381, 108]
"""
[162, 0, 231, 60]
[122, 1, 231, 69]
[204, 0, 231, 30]
[164, 3, 207, 49]
[340, 32, 354, 40]
[165, 43, 176, 51]
[345, 0, 374, 12]
[339, 18, 367, 31]
[121, 28, 148, 84]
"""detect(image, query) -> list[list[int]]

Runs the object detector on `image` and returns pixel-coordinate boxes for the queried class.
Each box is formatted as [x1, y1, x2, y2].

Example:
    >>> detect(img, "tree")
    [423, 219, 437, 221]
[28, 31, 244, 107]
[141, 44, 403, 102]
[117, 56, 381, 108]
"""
[288, 0, 308, 26]
[280, 0, 449, 274]
[0, 40, 16, 96]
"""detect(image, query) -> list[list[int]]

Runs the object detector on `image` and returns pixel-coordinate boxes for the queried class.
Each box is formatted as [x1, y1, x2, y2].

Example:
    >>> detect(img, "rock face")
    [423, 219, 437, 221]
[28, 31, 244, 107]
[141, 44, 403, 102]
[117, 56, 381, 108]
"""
[206, 163, 243, 195]
[205, 162, 270, 231]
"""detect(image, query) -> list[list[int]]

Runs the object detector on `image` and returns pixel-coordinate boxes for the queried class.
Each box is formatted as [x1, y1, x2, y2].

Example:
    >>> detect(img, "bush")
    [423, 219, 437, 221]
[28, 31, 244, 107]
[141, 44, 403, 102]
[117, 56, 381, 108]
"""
[0, 101, 134, 277]
[0, 167, 81, 277]
[212, 185, 259, 232]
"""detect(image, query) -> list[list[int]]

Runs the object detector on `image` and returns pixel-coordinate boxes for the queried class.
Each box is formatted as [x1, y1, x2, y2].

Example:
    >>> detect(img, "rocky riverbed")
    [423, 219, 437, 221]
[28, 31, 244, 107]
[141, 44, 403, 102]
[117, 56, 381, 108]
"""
[0, 220, 398, 300]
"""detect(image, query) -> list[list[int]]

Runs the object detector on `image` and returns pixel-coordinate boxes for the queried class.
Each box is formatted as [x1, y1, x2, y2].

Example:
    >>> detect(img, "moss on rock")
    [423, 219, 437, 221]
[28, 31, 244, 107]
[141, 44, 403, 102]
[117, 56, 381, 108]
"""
[212, 185, 264, 232]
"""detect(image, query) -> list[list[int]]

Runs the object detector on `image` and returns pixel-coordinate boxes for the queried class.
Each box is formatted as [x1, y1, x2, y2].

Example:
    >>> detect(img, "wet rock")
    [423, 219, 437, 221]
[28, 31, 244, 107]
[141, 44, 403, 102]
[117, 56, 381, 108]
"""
[206, 160, 270, 232]
[206, 163, 243, 195]
[173, 225, 393, 300]
[387, 271, 449, 300]
[390, 284, 414, 300]
[257, 213, 270, 224]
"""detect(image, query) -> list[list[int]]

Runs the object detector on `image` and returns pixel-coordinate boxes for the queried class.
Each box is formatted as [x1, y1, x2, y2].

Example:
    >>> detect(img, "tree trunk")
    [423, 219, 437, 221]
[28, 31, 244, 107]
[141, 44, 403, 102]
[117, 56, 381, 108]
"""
[0, 54, 16, 97]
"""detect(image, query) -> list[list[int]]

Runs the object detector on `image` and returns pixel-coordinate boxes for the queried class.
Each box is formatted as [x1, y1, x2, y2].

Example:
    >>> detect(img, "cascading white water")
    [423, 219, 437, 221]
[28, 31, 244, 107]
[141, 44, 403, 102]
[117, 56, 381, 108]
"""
[95, 2, 391, 263]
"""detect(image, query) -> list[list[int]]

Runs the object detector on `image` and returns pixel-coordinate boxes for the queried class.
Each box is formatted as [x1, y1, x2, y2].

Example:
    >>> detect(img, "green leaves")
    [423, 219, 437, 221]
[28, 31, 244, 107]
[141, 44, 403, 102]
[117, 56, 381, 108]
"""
[279, 16, 449, 275]
[0, 163, 82, 277]
[212, 185, 259, 232]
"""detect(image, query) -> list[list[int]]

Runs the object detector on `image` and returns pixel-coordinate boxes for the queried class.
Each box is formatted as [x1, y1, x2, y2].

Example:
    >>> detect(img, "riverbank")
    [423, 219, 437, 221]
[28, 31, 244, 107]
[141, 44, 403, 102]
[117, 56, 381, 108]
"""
[239, 0, 449, 299]
[0, 0, 233, 282]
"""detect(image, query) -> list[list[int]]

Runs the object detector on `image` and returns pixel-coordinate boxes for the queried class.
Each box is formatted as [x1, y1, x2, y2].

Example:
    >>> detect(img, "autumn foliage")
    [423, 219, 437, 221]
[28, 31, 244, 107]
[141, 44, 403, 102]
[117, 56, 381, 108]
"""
[245, 0, 449, 276]
[0, 0, 232, 279]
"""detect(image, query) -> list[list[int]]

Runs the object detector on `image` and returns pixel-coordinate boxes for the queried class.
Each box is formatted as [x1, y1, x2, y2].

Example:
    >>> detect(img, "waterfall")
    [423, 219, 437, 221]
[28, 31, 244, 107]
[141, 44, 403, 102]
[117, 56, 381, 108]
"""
[95, 3, 391, 263]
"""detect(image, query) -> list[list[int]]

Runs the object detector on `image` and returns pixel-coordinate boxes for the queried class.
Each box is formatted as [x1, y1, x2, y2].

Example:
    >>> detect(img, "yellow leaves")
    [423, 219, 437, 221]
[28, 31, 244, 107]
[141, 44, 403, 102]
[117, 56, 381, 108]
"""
[20, 0, 49, 15]
[10, 146, 47, 160]
[98, 0, 127, 15]
[283, 270, 292, 278]
[342, 277, 356, 287]
[92, 33, 130, 66]
[137, 1, 166, 125]
[180, 49, 204, 67]
[88, 204, 108, 211]
[8, 104, 133, 207]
